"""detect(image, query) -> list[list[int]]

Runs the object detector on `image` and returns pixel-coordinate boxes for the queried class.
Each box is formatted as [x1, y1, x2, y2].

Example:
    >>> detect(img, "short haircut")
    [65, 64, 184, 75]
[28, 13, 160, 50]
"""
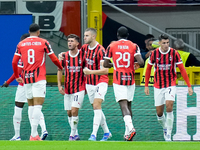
[29, 23, 40, 32]
[145, 34, 154, 40]
[85, 28, 97, 36]
[67, 34, 80, 43]
[174, 38, 184, 50]
[20, 33, 30, 41]
[117, 26, 129, 38]
[158, 34, 169, 41]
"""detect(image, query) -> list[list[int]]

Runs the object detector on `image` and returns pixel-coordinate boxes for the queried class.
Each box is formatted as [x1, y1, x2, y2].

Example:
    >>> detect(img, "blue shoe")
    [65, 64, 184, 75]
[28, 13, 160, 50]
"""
[100, 131, 112, 141]
[74, 135, 80, 140]
[88, 135, 96, 141]
[40, 130, 48, 140]
[10, 136, 21, 141]
[69, 136, 75, 141]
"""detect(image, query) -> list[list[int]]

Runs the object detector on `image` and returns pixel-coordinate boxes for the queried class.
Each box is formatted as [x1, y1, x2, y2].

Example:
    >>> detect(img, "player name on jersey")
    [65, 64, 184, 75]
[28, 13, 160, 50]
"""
[21, 42, 42, 46]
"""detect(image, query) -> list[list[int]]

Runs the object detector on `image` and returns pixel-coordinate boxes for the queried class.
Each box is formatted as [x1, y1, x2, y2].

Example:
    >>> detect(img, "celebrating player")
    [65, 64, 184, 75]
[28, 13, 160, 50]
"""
[12, 23, 63, 141]
[104, 26, 144, 141]
[82, 28, 111, 141]
[57, 34, 85, 141]
[144, 34, 193, 141]
[2, 33, 48, 141]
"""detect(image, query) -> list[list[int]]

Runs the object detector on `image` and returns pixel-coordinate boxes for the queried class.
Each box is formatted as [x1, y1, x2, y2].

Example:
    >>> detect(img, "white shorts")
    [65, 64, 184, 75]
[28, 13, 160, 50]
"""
[24, 80, 46, 99]
[15, 85, 27, 103]
[86, 82, 108, 104]
[113, 83, 135, 102]
[154, 86, 176, 106]
[64, 90, 85, 110]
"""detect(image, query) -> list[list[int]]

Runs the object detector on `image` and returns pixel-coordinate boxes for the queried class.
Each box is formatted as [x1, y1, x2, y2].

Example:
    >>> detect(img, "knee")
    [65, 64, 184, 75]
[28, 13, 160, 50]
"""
[67, 110, 72, 117]
[71, 108, 78, 116]
[93, 103, 101, 110]
[156, 111, 163, 117]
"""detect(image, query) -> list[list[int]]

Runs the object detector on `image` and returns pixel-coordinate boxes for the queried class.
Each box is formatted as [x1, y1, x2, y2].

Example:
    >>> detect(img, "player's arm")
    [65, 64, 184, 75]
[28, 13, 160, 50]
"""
[57, 70, 65, 95]
[83, 60, 109, 75]
[103, 58, 113, 68]
[12, 55, 23, 83]
[135, 54, 144, 67]
[177, 63, 193, 95]
[144, 63, 153, 95]
[48, 53, 63, 70]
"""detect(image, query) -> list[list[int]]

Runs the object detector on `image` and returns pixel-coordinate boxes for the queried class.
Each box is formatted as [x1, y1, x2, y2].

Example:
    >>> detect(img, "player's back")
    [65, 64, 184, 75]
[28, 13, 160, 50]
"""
[17, 36, 53, 83]
[111, 40, 137, 73]
[109, 39, 139, 85]
[18, 36, 50, 71]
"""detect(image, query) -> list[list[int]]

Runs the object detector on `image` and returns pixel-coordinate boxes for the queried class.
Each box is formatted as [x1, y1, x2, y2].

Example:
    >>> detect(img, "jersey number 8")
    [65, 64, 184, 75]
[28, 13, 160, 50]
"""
[28, 49, 35, 64]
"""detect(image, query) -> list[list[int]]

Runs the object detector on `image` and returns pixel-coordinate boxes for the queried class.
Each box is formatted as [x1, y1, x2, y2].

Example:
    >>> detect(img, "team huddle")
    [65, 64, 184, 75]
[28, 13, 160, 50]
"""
[2, 23, 193, 142]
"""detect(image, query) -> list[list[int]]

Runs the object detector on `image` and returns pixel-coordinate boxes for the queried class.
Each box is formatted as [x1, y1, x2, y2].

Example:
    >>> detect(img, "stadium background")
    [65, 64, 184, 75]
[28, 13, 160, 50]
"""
[0, 0, 200, 141]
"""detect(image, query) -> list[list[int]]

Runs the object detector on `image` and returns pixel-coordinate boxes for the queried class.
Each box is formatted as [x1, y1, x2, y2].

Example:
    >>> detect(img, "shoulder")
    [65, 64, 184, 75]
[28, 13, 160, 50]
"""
[98, 44, 105, 50]
[81, 44, 88, 49]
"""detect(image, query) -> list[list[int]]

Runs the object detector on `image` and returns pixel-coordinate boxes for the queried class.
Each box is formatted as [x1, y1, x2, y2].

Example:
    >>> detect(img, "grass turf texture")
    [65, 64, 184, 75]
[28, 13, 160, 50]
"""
[0, 141, 200, 150]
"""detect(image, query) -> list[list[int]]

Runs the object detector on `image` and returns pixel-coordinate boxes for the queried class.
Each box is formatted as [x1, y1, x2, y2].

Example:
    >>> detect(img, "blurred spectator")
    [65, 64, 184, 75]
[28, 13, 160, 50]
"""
[174, 39, 200, 67]
[141, 38, 156, 63]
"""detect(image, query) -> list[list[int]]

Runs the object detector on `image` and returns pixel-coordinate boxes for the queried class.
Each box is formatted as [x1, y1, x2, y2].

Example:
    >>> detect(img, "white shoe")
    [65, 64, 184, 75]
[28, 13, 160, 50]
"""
[40, 130, 48, 140]
[10, 136, 21, 141]
[163, 129, 167, 140]
[165, 134, 171, 141]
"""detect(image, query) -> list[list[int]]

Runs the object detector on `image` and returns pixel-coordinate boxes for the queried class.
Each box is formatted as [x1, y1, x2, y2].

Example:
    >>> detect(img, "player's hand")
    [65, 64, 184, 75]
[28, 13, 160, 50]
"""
[134, 62, 140, 70]
[16, 77, 23, 83]
[144, 86, 149, 95]
[58, 52, 65, 61]
[1, 81, 9, 88]
[188, 87, 193, 96]
[83, 67, 91, 75]
[58, 85, 65, 95]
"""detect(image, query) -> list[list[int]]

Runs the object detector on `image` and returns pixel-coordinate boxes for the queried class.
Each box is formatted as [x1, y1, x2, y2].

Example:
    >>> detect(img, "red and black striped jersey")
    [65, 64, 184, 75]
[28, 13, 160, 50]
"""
[148, 47, 183, 89]
[81, 43, 109, 85]
[14, 36, 54, 84]
[105, 39, 141, 85]
[61, 49, 86, 94]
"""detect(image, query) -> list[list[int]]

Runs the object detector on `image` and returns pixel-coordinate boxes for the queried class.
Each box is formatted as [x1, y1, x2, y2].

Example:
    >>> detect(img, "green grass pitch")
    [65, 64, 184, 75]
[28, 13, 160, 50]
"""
[0, 141, 200, 150]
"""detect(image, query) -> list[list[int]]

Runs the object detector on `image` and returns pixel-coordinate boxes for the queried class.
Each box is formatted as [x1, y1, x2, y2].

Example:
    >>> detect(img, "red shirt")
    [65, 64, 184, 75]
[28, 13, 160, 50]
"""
[105, 39, 141, 85]
[61, 49, 86, 94]
[14, 36, 54, 84]
[148, 47, 182, 88]
[81, 43, 109, 85]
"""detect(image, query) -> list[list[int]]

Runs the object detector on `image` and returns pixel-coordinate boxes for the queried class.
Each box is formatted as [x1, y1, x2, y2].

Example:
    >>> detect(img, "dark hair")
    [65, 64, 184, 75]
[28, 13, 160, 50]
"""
[29, 23, 40, 32]
[117, 26, 129, 39]
[146, 38, 157, 44]
[174, 38, 184, 50]
[145, 34, 154, 40]
[20, 33, 30, 41]
[158, 34, 169, 41]
[67, 34, 80, 43]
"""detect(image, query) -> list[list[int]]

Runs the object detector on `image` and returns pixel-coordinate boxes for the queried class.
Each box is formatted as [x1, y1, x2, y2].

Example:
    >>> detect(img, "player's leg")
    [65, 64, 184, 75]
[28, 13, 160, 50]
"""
[114, 83, 136, 141]
[10, 85, 26, 141]
[91, 98, 102, 140]
[154, 87, 167, 141]
[93, 83, 111, 141]
[64, 94, 74, 140]
[70, 90, 85, 140]
[86, 84, 98, 141]
[39, 112, 48, 140]
[165, 86, 176, 141]
[29, 80, 46, 141]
